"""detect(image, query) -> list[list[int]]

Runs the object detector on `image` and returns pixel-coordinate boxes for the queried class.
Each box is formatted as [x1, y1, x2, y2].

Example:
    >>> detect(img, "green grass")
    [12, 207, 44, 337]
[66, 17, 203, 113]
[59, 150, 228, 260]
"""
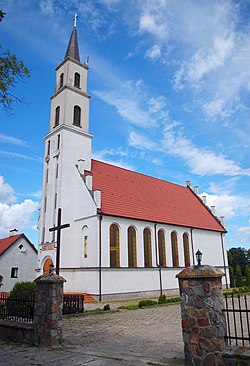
[118, 305, 139, 311]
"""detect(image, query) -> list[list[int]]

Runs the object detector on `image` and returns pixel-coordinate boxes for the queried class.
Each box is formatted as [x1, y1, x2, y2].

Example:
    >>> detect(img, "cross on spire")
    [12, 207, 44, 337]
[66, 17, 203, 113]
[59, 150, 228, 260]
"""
[73, 13, 78, 27]
[49, 208, 70, 275]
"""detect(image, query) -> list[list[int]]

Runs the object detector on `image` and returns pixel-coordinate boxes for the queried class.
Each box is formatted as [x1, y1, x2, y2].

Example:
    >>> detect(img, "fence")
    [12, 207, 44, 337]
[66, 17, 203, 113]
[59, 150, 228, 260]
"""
[223, 293, 250, 347]
[0, 292, 85, 322]
[0, 292, 35, 323]
[63, 294, 85, 315]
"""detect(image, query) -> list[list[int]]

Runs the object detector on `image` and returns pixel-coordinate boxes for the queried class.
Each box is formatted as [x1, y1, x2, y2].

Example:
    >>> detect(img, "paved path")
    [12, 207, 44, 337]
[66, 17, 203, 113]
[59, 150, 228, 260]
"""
[0, 304, 185, 365]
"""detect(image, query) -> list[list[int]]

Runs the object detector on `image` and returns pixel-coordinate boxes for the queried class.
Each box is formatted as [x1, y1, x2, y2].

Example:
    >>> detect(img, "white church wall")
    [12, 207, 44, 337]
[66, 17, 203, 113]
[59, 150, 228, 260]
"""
[62, 268, 100, 294]
[192, 229, 226, 266]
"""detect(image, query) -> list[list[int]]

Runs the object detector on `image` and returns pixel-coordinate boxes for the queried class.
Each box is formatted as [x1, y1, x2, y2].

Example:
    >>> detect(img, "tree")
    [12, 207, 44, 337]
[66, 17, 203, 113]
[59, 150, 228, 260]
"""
[228, 247, 249, 276]
[0, 9, 30, 113]
[246, 265, 250, 288]
[229, 266, 235, 288]
[235, 264, 244, 287]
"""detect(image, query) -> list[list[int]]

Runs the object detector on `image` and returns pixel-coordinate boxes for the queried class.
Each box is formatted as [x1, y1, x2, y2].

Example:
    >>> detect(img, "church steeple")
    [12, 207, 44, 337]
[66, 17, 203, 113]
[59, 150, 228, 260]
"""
[64, 25, 80, 62]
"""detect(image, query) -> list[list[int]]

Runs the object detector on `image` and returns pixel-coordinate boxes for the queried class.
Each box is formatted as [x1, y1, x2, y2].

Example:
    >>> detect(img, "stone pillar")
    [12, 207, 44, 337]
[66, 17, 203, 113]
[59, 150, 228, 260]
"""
[33, 274, 66, 347]
[176, 265, 226, 366]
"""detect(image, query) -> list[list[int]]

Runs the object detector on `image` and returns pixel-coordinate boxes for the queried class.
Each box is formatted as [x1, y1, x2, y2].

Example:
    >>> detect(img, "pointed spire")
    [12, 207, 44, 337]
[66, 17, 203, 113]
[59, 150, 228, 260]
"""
[64, 22, 80, 62]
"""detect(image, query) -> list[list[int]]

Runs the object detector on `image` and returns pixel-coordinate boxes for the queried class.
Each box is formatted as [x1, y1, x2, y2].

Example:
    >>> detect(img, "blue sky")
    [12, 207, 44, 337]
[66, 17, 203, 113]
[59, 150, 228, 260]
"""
[0, 0, 250, 250]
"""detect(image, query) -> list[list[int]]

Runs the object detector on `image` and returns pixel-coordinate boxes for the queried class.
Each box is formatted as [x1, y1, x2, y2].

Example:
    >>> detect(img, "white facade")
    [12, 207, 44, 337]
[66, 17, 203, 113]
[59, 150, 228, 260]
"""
[0, 235, 37, 292]
[37, 26, 229, 299]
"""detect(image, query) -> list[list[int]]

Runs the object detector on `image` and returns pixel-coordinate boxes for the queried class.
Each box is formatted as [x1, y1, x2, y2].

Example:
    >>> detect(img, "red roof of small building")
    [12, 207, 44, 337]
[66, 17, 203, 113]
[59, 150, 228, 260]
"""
[0, 234, 37, 256]
[91, 160, 225, 232]
[0, 234, 22, 255]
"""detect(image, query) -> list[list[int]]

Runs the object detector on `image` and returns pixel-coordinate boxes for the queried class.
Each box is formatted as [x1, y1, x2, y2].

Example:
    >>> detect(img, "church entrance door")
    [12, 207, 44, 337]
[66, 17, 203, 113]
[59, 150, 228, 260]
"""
[43, 258, 53, 275]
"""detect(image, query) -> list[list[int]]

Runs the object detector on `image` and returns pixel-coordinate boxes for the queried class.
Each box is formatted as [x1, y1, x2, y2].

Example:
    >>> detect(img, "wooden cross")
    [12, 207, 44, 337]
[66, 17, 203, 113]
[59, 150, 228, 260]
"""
[49, 208, 70, 275]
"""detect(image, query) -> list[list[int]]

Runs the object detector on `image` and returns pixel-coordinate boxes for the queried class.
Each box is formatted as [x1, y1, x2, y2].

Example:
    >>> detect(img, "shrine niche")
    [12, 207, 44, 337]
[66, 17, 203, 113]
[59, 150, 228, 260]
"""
[43, 258, 53, 275]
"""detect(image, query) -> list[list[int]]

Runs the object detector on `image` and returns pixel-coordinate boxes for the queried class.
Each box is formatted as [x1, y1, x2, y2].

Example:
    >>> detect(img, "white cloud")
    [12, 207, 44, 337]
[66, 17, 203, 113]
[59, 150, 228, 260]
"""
[129, 131, 157, 150]
[0, 177, 39, 237]
[0, 176, 16, 204]
[180, 33, 234, 87]
[237, 220, 250, 245]
[199, 192, 250, 226]
[0, 199, 39, 237]
[162, 127, 250, 177]
[0, 151, 42, 162]
[145, 44, 161, 59]
[93, 83, 169, 127]
[0, 134, 29, 147]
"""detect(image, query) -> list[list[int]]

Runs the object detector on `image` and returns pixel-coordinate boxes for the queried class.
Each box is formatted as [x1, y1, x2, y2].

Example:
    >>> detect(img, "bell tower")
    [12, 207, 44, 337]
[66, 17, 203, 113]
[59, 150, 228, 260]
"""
[38, 19, 93, 253]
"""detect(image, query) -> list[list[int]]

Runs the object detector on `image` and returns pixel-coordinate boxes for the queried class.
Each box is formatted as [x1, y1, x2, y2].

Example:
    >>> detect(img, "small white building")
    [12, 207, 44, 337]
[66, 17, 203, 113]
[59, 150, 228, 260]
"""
[37, 24, 229, 300]
[0, 230, 38, 292]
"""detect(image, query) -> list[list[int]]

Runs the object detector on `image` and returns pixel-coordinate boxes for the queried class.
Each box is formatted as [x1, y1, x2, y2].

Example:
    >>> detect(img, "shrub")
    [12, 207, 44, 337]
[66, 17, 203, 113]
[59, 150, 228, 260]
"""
[166, 296, 180, 303]
[103, 304, 110, 311]
[7, 282, 35, 319]
[138, 299, 157, 308]
[158, 294, 167, 304]
[10, 281, 36, 297]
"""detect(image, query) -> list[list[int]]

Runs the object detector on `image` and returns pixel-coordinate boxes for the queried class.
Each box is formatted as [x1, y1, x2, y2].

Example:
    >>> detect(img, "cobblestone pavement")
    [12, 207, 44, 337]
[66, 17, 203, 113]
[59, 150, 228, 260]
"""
[0, 303, 185, 366]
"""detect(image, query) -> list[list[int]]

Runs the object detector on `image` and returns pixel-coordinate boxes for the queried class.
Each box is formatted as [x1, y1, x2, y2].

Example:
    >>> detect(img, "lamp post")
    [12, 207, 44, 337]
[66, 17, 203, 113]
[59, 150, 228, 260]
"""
[195, 249, 202, 266]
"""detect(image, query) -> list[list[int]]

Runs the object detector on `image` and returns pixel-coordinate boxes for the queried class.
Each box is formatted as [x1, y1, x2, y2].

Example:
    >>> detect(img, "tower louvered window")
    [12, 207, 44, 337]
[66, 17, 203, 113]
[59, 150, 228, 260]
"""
[74, 72, 80, 88]
[110, 224, 120, 268]
[183, 233, 191, 267]
[171, 231, 179, 267]
[158, 229, 166, 267]
[59, 73, 64, 88]
[55, 106, 60, 127]
[128, 226, 137, 267]
[73, 105, 81, 127]
[143, 228, 152, 267]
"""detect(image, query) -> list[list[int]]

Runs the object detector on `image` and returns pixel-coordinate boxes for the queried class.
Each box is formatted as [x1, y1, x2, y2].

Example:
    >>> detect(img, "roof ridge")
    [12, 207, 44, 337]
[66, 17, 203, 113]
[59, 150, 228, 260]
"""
[92, 159, 185, 189]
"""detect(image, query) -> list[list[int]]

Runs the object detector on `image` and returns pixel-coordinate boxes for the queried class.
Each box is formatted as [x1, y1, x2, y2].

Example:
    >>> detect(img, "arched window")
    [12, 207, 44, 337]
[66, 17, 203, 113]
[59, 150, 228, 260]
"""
[0, 275, 3, 288]
[143, 228, 152, 267]
[73, 105, 81, 127]
[43, 258, 53, 275]
[59, 73, 64, 88]
[55, 106, 60, 127]
[74, 72, 80, 88]
[128, 226, 137, 267]
[171, 231, 179, 267]
[82, 226, 89, 258]
[110, 224, 120, 267]
[183, 233, 190, 267]
[158, 229, 166, 267]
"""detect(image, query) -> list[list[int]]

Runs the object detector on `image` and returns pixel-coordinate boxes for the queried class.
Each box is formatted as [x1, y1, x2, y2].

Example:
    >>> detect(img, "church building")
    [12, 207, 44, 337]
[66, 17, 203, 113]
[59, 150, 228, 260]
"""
[37, 23, 229, 300]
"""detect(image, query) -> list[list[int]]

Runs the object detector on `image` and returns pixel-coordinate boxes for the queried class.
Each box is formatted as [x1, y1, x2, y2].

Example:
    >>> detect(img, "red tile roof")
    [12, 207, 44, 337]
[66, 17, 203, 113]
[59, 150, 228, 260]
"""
[91, 160, 225, 232]
[0, 234, 22, 255]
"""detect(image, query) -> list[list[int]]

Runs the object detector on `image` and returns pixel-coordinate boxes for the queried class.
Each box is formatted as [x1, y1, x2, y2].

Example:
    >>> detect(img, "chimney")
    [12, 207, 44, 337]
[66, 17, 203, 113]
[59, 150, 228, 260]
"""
[193, 186, 199, 195]
[220, 216, 225, 227]
[76, 159, 85, 175]
[210, 206, 216, 215]
[186, 180, 191, 187]
[9, 229, 18, 237]
[86, 175, 93, 190]
[202, 196, 207, 205]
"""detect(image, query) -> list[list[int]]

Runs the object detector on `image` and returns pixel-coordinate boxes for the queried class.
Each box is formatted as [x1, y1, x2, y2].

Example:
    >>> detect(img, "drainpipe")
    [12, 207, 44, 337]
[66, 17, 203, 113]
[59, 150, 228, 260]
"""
[190, 228, 195, 265]
[154, 223, 162, 296]
[99, 214, 103, 302]
[221, 232, 228, 289]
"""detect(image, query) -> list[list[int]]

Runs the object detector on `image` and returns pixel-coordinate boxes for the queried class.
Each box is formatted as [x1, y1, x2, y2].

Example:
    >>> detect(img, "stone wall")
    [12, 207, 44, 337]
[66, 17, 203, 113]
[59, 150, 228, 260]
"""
[0, 273, 65, 348]
[177, 265, 226, 366]
[0, 320, 34, 343]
